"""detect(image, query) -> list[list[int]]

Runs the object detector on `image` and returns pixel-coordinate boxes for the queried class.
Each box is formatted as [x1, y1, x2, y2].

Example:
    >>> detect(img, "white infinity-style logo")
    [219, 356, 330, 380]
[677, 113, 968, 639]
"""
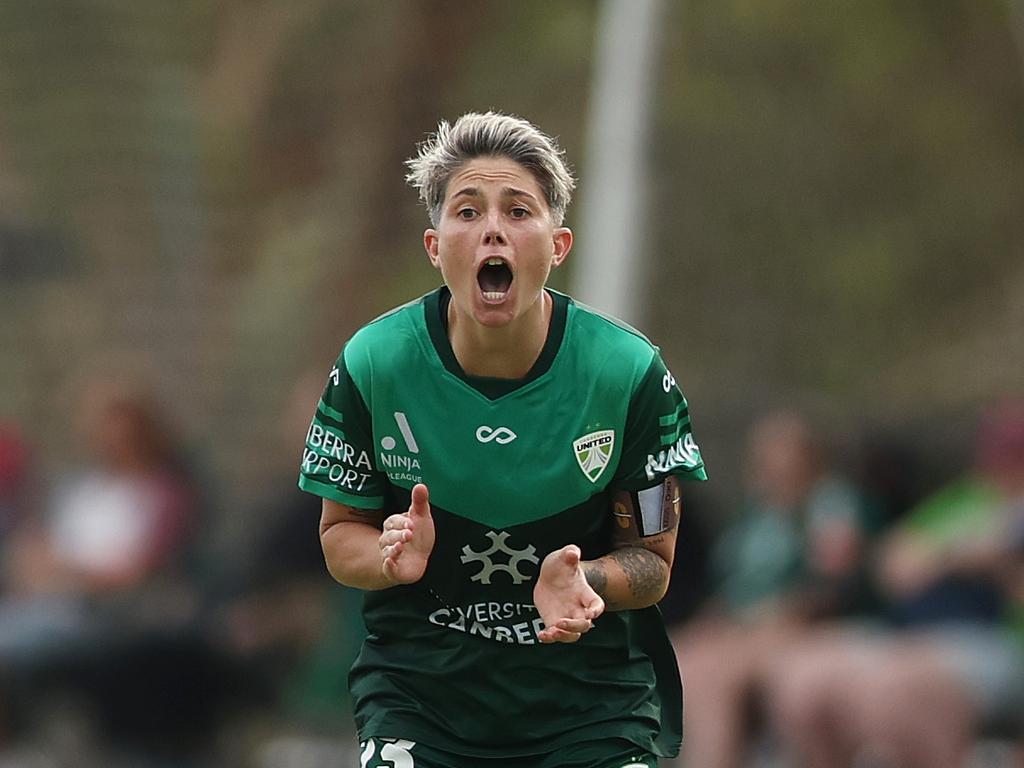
[475, 425, 517, 444]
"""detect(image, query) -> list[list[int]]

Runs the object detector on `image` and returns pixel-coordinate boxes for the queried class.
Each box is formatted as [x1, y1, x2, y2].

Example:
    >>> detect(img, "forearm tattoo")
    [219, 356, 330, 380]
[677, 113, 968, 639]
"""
[584, 478, 678, 609]
[583, 561, 609, 597]
[609, 546, 669, 605]
[584, 548, 668, 610]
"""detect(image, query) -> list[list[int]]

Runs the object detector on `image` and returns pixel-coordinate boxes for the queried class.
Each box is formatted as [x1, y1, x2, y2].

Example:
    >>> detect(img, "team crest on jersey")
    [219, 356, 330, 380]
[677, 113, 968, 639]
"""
[573, 429, 615, 483]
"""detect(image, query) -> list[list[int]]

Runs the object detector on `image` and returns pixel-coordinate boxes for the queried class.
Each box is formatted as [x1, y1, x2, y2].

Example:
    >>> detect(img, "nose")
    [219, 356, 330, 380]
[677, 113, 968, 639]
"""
[482, 211, 506, 246]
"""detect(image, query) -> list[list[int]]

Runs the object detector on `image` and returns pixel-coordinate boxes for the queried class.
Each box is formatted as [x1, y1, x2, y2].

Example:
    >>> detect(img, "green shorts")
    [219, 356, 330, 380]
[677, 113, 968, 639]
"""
[359, 737, 658, 768]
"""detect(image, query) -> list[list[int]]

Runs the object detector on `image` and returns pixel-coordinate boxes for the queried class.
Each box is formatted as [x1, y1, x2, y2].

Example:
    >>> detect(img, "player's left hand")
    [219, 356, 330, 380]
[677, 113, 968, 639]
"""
[534, 545, 605, 643]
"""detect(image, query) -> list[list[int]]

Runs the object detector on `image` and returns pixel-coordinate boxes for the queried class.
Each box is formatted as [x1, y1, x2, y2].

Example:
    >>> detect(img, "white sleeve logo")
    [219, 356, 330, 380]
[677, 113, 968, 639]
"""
[662, 370, 676, 393]
[644, 433, 701, 480]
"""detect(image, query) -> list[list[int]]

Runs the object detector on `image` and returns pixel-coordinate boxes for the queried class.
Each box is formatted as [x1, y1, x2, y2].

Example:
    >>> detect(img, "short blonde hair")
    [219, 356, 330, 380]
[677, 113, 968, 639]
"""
[405, 111, 576, 226]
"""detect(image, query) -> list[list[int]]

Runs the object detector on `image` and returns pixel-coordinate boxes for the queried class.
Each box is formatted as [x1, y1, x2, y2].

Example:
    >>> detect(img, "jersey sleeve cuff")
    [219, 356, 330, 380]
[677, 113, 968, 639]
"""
[680, 465, 709, 482]
[297, 475, 384, 509]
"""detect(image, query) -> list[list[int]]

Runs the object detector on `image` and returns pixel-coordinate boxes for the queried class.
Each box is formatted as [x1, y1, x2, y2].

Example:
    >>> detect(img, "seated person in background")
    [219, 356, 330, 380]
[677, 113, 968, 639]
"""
[767, 400, 1024, 768]
[671, 410, 871, 768]
[0, 424, 30, 538]
[218, 370, 364, 731]
[0, 423, 31, 597]
[4, 381, 194, 605]
[0, 380, 197, 698]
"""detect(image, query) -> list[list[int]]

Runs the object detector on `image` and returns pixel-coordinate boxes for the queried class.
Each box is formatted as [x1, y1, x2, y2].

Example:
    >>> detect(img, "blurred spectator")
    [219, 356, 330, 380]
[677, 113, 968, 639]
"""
[854, 429, 926, 529]
[6, 383, 194, 597]
[671, 411, 872, 768]
[0, 423, 31, 743]
[768, 399, 1024, 768]
[0, 423, 30, 546]
[217, 372, 337, 696]
[0, 424, 32, 604]
[659, 489, 715, 628]
[213, 371, 364, 760]
[0, 380, 205, 758]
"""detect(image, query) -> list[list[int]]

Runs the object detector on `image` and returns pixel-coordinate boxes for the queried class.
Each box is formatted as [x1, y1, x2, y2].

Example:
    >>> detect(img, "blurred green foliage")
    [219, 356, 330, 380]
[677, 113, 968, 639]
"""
[0, 0, 1021, 511]
[654, 0, 1024, 406]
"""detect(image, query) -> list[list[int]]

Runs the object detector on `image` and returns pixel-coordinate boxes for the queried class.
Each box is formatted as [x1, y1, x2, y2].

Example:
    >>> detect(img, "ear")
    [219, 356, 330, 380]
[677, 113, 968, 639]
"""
[423, 229, 441, 269]
[551, 227, 573, 268]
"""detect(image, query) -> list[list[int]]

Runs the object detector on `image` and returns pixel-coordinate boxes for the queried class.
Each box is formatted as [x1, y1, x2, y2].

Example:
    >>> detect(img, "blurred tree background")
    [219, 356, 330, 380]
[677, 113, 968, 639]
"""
[1, 0, 1022, 531]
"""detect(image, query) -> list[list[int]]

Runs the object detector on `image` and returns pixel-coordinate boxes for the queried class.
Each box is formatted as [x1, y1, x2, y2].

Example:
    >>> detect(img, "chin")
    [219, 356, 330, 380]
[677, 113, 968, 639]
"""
[473, 307, 516, 327]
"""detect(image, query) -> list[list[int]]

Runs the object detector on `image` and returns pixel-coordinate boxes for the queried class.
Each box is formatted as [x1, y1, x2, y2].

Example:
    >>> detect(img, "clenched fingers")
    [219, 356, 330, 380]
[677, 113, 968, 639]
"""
[538, 617, 594, 644]
[382, 514, 412, 532]
[379, 528, 411, 548]
[381, 541, 405, 561]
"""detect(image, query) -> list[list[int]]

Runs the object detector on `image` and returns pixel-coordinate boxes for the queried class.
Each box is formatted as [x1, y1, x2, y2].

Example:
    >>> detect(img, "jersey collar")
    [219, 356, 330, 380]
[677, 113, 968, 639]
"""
[424, 286, 569, 400]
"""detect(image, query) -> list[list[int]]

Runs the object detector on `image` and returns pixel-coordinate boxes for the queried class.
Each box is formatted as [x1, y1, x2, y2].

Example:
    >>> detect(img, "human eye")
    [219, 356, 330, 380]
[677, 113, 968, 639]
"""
[509, 206, 530, 219]
[457, 207, 478, 220]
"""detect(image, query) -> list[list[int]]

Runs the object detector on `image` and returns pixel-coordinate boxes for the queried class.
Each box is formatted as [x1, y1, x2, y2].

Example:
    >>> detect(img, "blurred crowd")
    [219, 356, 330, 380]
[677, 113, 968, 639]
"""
[667, 401, 1024, 768]
[0, 380, 1021, 768]
[0, 377, 364, 768]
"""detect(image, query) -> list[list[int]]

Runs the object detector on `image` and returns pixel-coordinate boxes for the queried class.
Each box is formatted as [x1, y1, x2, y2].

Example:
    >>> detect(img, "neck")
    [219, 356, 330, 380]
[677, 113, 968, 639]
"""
[449, 291, 551, 379]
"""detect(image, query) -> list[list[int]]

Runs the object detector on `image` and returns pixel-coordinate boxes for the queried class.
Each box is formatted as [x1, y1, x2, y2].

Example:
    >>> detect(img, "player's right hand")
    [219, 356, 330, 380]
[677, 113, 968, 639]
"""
[380, 483, 435, 585]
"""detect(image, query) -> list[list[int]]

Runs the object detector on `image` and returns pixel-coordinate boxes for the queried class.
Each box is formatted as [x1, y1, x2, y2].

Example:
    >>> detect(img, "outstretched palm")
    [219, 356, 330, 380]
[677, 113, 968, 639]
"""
[534, 545, 605, 643]
[380, 483, 435, 584]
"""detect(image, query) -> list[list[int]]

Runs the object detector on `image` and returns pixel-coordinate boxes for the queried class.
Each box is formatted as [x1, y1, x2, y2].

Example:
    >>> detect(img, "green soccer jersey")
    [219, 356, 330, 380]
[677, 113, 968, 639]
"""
[298, 287, 707, 758]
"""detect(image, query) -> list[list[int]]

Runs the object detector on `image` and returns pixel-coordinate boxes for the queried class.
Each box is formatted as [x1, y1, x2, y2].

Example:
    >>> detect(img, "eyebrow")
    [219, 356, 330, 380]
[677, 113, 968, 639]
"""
[450, 186, 540, 202]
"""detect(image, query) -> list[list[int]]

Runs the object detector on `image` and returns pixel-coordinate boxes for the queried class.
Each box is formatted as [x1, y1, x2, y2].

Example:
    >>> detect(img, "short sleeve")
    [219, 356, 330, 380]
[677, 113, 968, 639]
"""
[297, 354, 388, 508]
[612, 350, 708, 491]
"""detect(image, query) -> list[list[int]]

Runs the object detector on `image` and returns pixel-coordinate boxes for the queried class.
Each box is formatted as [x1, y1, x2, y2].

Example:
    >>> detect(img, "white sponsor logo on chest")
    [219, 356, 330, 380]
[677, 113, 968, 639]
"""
[475, 425, 517, 444]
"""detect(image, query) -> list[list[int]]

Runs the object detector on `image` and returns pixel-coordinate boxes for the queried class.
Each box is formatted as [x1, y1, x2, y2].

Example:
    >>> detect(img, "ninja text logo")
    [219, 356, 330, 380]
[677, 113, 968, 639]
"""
[460, 531, 539, 585]
[378, 411, 422, 483]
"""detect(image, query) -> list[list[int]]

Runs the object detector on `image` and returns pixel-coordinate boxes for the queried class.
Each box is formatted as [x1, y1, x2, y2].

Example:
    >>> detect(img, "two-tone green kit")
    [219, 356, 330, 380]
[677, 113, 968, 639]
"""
[299, 287, 707, 759]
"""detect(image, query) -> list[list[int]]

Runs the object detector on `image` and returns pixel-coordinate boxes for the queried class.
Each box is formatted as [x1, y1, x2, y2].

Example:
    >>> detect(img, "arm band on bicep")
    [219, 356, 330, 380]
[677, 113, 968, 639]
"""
[633, 484, 670, 537]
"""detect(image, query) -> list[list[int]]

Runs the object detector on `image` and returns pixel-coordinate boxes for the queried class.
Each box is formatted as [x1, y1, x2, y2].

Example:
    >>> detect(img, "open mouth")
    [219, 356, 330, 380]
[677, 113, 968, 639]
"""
[477, 257, 513, 302]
